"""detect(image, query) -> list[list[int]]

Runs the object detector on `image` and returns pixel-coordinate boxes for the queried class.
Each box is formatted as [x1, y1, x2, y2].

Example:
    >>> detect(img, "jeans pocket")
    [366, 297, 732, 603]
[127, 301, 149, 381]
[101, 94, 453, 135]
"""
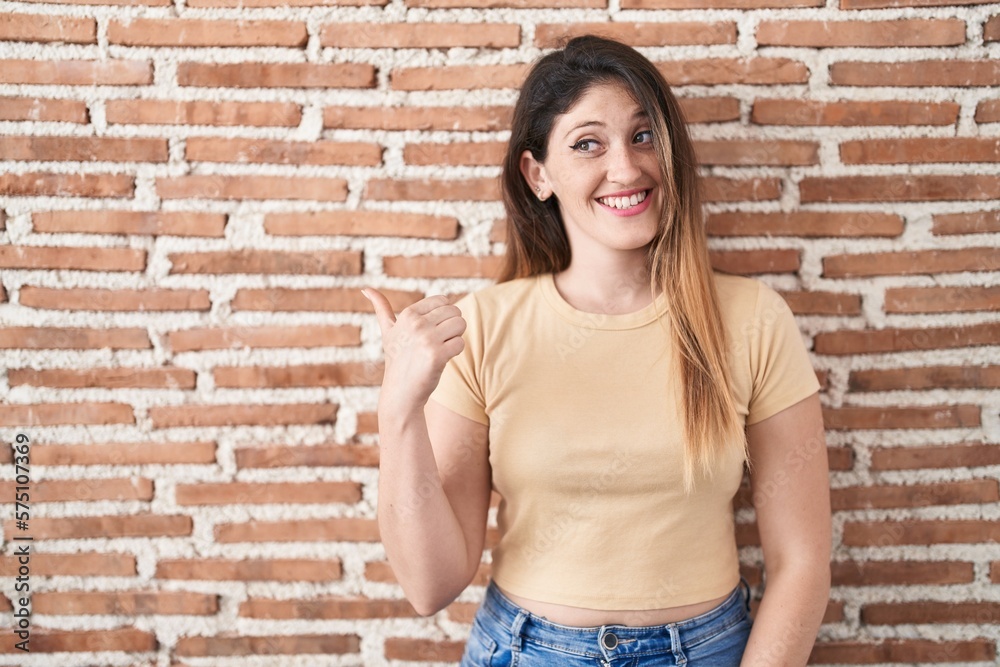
[460, 616, 499, 667]
[684, 616, 751, 666]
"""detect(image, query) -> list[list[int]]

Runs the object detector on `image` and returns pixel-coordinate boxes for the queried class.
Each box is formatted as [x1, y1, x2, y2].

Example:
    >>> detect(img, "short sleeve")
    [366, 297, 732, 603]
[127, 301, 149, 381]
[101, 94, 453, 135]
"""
[427, 292, 489, 425]
[746, 282, 821, 426]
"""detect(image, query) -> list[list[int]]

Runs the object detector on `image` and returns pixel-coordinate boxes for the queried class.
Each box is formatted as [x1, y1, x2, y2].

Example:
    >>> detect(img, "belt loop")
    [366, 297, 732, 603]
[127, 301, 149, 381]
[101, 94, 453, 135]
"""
[509, 610, 528, 651]
[669, 624, 687, 666]
[739, 576, 752, 614]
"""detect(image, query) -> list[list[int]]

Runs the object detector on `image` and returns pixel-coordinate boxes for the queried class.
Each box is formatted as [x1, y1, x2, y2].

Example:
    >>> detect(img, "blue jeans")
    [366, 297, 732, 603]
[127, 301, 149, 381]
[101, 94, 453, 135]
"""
[460, 578, 753, 666]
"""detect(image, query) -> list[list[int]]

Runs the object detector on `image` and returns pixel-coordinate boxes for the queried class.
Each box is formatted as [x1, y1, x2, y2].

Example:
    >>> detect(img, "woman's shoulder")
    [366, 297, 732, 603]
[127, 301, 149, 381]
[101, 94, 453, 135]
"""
[712, 271, 763, 312]
[452, 274, 542, 315]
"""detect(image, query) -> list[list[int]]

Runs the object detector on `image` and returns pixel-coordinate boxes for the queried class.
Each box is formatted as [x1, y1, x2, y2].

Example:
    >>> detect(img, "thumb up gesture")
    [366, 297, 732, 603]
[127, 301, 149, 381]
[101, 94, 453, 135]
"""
[361, 288, 467, 413]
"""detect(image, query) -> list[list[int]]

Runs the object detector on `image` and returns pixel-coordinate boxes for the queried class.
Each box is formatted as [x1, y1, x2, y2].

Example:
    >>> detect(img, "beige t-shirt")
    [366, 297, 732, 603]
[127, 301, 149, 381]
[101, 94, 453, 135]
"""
[428, 271, 820, 609]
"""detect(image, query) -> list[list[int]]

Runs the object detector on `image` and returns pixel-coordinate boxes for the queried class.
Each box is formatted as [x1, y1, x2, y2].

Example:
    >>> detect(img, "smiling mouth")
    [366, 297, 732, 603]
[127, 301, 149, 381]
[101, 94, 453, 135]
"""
[596, 189, 649, 210]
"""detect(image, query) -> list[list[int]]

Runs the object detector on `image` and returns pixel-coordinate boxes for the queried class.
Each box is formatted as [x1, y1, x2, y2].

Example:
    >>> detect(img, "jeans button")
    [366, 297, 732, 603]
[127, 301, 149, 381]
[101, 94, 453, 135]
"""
[602, 632, 619, 650]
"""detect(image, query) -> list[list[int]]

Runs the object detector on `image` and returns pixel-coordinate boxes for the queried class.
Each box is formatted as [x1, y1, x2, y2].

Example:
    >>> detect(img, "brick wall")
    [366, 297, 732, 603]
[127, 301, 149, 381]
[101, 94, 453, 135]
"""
[0, 0, 997, 664]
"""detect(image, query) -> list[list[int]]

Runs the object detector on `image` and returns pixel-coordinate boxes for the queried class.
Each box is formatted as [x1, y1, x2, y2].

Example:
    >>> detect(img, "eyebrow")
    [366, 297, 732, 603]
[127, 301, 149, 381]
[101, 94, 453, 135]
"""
[563, 110, 649, 141]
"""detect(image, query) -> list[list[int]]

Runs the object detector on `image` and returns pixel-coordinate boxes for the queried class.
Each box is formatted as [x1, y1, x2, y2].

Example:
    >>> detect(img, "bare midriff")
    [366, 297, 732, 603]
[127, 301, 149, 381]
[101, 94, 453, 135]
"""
[495, 583, 732, 627]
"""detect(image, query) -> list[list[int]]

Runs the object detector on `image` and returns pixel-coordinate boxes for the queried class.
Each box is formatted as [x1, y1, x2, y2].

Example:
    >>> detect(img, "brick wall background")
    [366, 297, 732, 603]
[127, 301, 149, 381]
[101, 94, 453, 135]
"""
[0, 0, 997, 664]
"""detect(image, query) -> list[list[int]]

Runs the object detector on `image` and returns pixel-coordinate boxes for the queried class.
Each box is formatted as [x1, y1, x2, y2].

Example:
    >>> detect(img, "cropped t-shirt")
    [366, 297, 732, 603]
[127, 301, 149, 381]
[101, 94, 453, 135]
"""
[427, 271, 821, 610]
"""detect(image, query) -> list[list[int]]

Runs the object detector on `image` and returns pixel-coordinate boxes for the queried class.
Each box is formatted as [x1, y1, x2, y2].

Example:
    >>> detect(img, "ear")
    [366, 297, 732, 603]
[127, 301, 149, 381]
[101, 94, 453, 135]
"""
[519, 149, 551, 198]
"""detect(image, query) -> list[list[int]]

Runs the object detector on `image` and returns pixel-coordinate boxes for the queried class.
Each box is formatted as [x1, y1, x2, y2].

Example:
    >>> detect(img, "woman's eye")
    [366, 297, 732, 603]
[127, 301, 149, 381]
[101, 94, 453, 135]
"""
[571, 139, 598, 152]
[634, 130, 653, 144]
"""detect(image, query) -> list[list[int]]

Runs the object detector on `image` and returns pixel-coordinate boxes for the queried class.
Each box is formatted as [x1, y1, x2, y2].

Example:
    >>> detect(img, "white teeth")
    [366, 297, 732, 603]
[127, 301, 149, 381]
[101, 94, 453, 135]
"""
[599, 190, 647, 209]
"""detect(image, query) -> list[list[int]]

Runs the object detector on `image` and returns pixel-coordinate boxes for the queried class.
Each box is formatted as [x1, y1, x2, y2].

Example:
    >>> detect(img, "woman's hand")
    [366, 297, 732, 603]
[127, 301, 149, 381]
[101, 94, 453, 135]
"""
[362, 288, 467, 413]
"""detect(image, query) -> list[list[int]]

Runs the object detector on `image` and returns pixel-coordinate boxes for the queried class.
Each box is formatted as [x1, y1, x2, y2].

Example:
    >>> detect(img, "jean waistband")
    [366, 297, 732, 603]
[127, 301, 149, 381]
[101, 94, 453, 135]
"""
[480, 577, 751, 661]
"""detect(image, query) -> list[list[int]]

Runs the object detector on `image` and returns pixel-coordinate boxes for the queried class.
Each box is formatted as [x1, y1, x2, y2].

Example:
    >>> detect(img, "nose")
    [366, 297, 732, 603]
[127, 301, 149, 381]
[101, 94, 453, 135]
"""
[606, 142, 643, 185]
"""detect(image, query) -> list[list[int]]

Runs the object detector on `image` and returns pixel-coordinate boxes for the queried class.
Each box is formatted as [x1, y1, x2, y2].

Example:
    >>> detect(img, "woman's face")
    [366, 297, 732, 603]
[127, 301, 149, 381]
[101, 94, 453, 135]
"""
[520, 81, 663, 260]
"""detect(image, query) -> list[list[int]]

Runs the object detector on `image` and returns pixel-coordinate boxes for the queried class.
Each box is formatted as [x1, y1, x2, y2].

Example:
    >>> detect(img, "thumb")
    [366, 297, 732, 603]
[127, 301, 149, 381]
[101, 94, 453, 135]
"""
[361, 287, 396, 333]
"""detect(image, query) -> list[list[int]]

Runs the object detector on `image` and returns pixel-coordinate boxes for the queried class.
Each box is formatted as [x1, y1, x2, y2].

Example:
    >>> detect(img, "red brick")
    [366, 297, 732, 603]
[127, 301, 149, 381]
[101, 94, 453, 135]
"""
[0, 97, 88, 123]
[752, 98, 959, 126]
[824, 248, 999, 278]
[34, 591, 217, 615]
[179, 62, 375, 88]
[383, 255, 504, 279]
[186, 137, 381, 166]
[169, 324, 360, 352]
[108, 18, 306, 47]
[17, 0, 169, 4]
[623, 0, 821, 5]
[214, 361, 382, 388]
[385, 638, 466, 662]
[842, 137, 1000, 164]
[0, 478, 152, 501]
[779, 291, 861, 316]
[863, 601, 1000, 625]
[408, 0, 600, 5]
[536, 22, 735, 48]
[831, 560, 974, 586]
[700, 177, 782, 201]
[323, 22, 519, 47]
[832, 60, 1000, 87]
[392, 64, 528, 90]
[404, 141, 504, 167]
[757, 19, 965, 47]
[0, 59, 151, 85]
[365, 177, 499, 201]
[157, 558, 342, 582]
[682, 96, 742, 123]
[843, 519, 1000, 546]
[0, 172, 134, 198]
[933, 210, 1000, 235]
[150, 403, 337, 428]
[32, 441, 216, 466]
[1, 136, 166, 162]
[2, 515, 191, 539]
[828, 446, 854, 470]
[871, 443, 1000, 470]
[801, 175, 1000, 203]
[190, 0, 386, 4]
[815, 323, 1000, 355]
[993, 562, 1000, 583]
[0, 246, 144, 271]
[20, 286, 210, 311]
[831, 480, 998, 510]
[175, 634, 359, 657]
[176, 481, 361, 505]
[168, 249, 361, 275]
[106, 99, 301, 127]
[885, 286, 1000, 314]
[236, 444, 379, 468]
[695, 139, 818, 166]
[0, 327, 149, 349]
[977, 98, 1000, 122]
[215, 518, 379, 542]
[985, 15, 1000, 41]
[706, 211, 902, 237]
[810, 639, 995, 664]
[9, 366, 197, 389]
[240, 595, 418, 619]
[708, 249, 800, 274]
[0, 14, 96, 44]
[0, 628, 157, 653]
[265, 210, 458, 239]
[325, 105, 511, 131]
[0, 552, 135, 577]
[658, 58, 809, 85]
[232, 286, 421, 312]
[33, 210, 226, 237]
[158, 175, 348, 201]
[842, 0, 994, 7]
[823, 405, 979, 430]
[851, 366, 1000, 391]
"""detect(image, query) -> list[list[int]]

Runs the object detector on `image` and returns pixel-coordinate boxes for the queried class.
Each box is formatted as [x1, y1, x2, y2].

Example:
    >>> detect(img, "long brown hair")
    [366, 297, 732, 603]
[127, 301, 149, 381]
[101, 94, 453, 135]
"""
[498, 35, 745, 490]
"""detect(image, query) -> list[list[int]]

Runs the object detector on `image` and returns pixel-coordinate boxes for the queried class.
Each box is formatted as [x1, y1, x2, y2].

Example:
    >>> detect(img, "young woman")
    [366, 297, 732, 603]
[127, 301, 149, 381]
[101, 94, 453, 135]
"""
[363, 35, 831, 667]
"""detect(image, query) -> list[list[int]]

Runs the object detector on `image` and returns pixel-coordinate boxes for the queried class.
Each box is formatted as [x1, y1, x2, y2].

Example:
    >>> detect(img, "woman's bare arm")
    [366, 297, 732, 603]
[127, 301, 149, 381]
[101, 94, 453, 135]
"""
[740, 391, 832, 667]
[364, 287, 492, 616]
